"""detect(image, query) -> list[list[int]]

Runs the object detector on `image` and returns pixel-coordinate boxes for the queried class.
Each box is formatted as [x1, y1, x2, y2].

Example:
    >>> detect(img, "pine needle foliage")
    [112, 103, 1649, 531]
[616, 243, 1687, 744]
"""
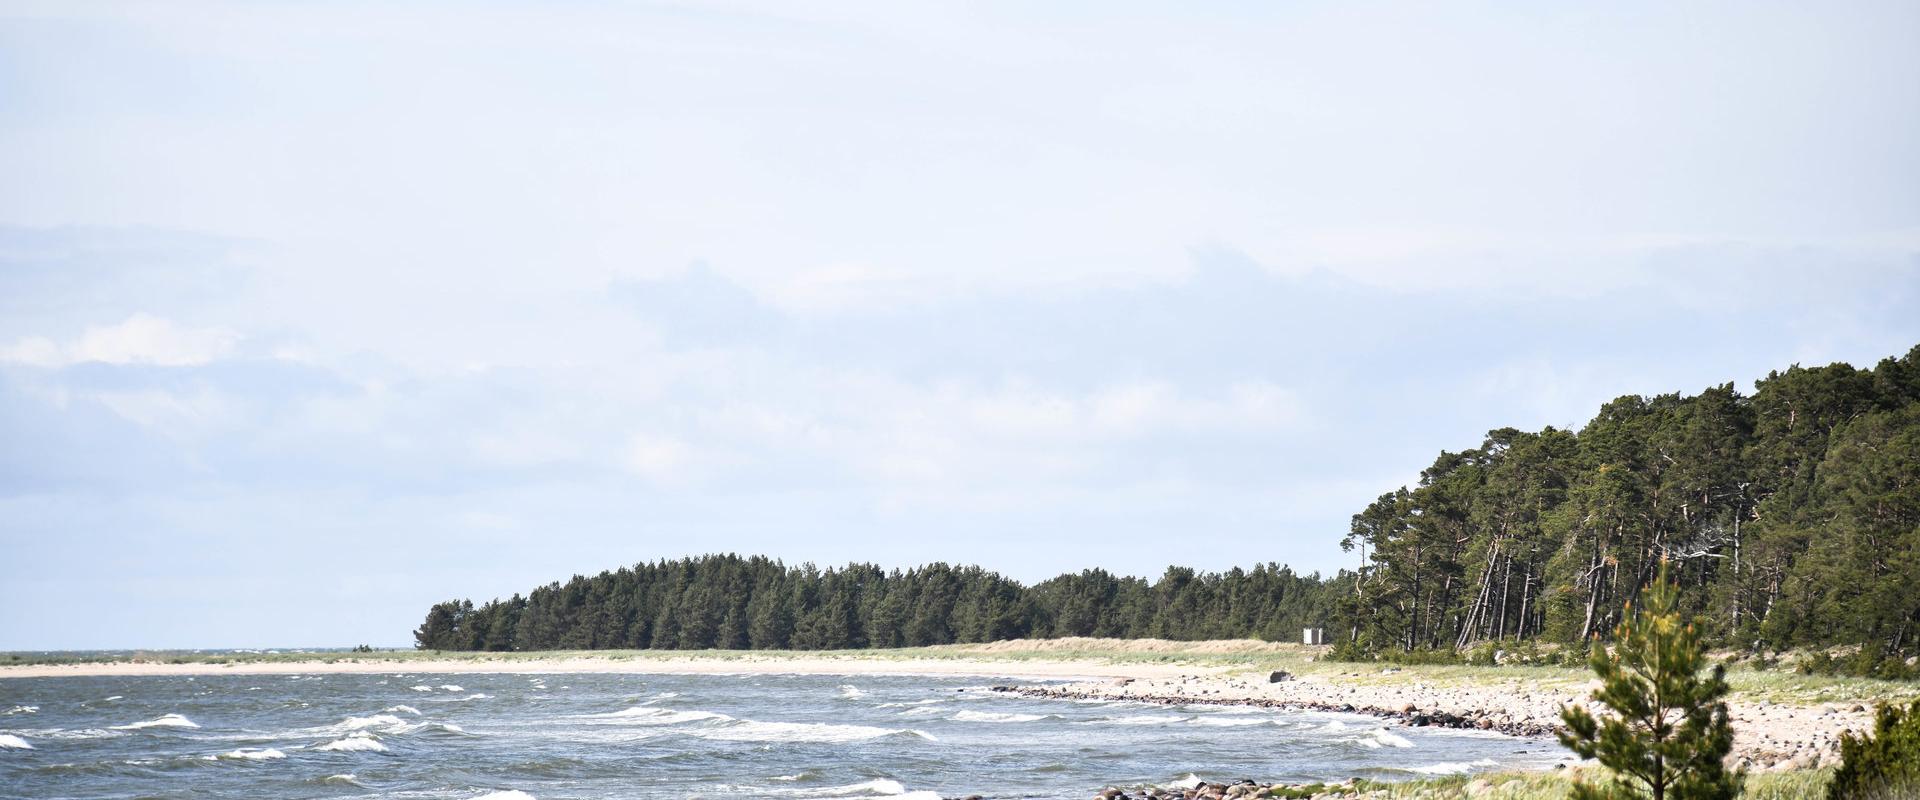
[1560, 563, 1743, 800]
[1827, 700, 1920, 800]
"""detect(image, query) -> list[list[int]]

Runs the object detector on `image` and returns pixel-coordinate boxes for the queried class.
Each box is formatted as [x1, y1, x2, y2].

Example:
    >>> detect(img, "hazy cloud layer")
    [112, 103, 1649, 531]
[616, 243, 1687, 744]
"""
[1, 1, 1916, 647]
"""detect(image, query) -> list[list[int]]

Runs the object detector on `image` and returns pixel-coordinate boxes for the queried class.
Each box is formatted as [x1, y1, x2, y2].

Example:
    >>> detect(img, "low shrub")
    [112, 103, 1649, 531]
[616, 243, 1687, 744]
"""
[1829, 700, 1920, 799]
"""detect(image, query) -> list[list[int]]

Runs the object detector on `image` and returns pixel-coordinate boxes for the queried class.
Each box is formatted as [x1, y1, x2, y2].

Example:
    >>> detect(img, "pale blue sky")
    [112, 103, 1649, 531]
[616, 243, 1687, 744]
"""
[1, 1, 1916, 648]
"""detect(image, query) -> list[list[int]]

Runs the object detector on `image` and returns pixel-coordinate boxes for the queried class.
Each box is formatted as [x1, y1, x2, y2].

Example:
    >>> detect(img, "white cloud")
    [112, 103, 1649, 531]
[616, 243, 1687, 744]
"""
[0, 314, 239, 367]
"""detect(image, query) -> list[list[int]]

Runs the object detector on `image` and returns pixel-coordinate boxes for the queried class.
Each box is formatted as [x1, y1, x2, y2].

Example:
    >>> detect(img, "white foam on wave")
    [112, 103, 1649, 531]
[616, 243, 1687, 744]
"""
[439, 685, 465, 692]
[342, 714, 409, 731]
[411, 685, 435, 692]
[691, 721, 934, 744]
[102, 695, 124, 702]
[896, 706, 946, 717]
[1084, 714, 1189, 726]
[214, 748, 287, 761]
[3, 705, 36, 715]
[838, 685, 867, 700]
[578, 707, 733, 725]
[1190, 717, 1272, 727]
[1170, 774, 1206, 789]
[0, 734, 32, 749]
[875, 698, 943, 708]
[315, 732, 388, 752]
[722, 778, 921, 798]
[1406, 759, 1496, 775]
[429, 693, 493, 703]
[1353, 728, 1415, 749]
[470, 791, 536, 800]
[385, 705, 421, 715]
[113, 713, 199, 730]
[950, 710, 1047, 723]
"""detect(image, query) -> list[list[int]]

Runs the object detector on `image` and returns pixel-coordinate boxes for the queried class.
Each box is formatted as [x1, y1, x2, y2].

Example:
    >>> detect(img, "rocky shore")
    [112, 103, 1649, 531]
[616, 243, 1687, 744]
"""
[992, 670, 1867, 771]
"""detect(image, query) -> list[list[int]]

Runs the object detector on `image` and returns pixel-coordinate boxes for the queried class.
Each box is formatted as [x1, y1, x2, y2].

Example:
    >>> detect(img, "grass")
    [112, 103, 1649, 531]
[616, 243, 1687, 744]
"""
[6, 637, 1916, 706]
[1292, 768, 1832, 798]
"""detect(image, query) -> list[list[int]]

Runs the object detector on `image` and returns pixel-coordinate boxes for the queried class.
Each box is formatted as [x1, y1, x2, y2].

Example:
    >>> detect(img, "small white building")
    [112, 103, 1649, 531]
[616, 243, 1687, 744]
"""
[1302, 627, 1325, 645]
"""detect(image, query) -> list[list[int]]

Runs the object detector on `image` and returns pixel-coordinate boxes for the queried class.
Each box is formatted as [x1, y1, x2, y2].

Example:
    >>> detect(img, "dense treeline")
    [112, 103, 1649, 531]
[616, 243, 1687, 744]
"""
[1340, 345, 1920, 660]
[413, 557, 1333, 651]
[418, 346, 1920, 659]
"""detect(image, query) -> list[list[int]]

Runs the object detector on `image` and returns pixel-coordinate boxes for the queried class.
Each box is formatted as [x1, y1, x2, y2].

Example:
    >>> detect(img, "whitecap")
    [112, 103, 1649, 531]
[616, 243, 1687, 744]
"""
[384, 705, 421, 715]
[0, 734, 32, 749]
[113, 714, 199, 730]
[576, 707, 732, 725]
[1405, 759, 1496, 775]
[1190, 717, 1272, 727]
[438, 685, 464, 692]
[411, 685, 434, 692]
[1085, 714, 1189, 726]
[1169, 774, 1206, 789]
[102, 696, 124, 702]
[3, 705, 37, 716]
[470, 792, 536, 800]
[897, 706, 945, 717]
[950, 710, 1047, 723]
[340, 714, 408, 732]
[314, 732, 387, 752]
[837, 685, 867, 700]
[691, 721, 933, 744]
[1353, 728, 1415, 749]
[875, 699, 944, 708]
[215, 748, 287, 761]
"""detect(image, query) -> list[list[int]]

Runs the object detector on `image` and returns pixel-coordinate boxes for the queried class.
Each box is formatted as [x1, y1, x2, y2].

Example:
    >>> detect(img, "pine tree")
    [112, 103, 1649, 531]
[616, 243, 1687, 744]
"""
[1560, 563, 1742, 800]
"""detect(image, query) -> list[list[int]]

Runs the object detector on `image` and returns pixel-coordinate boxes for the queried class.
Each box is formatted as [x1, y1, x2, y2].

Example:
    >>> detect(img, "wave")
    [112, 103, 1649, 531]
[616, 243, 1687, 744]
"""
[875, 699, 944, 708]
[213, 748, 286, 761]
[314, 732, 388, 752]
[1081, 714, 1190, 726]
[1405, 759, 1496, 775]
[896, 706, 946, 718]
[719, 778, 930, 799]
[838, 685, 867, 700]
[577, 707, 733, 725]
[0, 734, 31, 749]
[1190, 717, 1273, 727]
[950, 710, 1049, 723]
[471, 792, 536, 800]
[385, 705, 422, 715]
[411, 685, 435, 692]
[113, 714, 200, 730]
[3, 705, 36, 716]
[690, 721, 935, 744]
[1353, 728, 1415, 749]
[439, 685, 465, 692]
[428, 693, 494, 703]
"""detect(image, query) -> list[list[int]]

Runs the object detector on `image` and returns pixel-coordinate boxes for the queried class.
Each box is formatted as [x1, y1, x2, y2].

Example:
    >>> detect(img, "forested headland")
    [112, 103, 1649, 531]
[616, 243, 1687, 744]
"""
[417, 345, 1920, 664]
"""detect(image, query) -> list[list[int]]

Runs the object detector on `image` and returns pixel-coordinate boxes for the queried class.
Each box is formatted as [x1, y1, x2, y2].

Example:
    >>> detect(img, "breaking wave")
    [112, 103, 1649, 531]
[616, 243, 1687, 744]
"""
[213, 748, 286, 761]
[113, 714, 199, 730]
[0, 734, 32, 749]
[950, 710, 1050, 723]
[1404, 759, 1497, 775]
[314, 732, 388, 752]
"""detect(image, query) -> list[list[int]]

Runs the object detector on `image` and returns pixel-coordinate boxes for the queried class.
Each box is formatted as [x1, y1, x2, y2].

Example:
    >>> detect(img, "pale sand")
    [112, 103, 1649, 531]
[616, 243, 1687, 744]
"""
[0, 654, 1212, 680]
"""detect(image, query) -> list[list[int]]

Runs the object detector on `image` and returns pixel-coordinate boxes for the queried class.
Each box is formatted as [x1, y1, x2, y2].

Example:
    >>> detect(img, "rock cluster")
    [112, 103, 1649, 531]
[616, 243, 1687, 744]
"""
[987, 685, 1557, 738]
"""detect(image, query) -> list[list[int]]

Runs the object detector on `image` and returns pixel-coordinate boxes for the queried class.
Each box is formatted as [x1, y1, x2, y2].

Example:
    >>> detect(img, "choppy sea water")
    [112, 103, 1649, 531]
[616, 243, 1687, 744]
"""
[0, 672, 1563, 799]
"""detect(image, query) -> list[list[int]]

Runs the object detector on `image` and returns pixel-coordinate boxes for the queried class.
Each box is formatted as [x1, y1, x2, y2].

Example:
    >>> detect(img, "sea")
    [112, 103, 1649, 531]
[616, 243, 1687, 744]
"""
[0, 671, 1565, 799]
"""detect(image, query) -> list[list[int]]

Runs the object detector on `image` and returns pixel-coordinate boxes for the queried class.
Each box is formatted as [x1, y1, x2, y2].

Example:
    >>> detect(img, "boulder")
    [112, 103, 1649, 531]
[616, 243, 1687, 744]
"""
[1267, 670, 1294, 683]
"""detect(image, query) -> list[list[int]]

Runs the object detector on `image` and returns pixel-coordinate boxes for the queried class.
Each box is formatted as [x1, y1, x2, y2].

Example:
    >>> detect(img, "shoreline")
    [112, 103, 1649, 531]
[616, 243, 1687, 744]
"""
[0, 653, 1213, 681]
[1, 639, 1893, 771]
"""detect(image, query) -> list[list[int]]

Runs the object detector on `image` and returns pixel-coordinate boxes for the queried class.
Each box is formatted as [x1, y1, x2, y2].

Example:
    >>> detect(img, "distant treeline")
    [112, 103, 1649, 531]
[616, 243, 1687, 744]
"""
[413, 558, 1332, 651]
[418, 345, 1920, 659]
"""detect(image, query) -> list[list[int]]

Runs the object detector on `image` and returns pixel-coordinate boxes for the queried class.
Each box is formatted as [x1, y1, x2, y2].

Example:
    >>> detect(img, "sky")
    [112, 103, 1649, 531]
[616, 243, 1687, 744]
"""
[1, 1, 1917, 649]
